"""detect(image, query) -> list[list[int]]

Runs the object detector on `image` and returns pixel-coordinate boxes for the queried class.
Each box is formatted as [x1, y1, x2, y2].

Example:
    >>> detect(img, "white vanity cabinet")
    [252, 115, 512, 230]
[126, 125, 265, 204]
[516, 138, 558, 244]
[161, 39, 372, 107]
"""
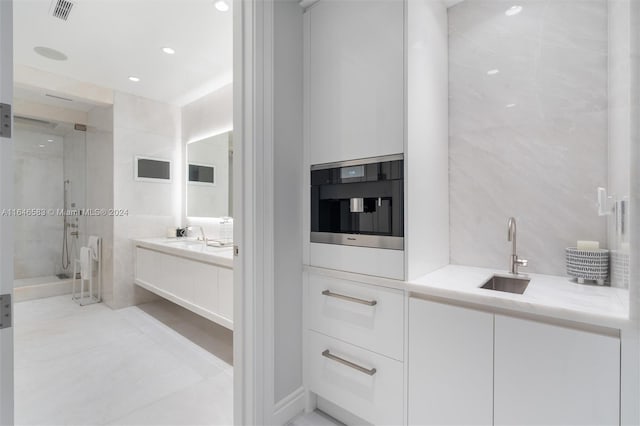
[408, 297, 494, 426]
[134, 246, 233, 330]
[306, 0, 404, 164]
[305, 272, 404, 425]
[494, 315, 620, 426]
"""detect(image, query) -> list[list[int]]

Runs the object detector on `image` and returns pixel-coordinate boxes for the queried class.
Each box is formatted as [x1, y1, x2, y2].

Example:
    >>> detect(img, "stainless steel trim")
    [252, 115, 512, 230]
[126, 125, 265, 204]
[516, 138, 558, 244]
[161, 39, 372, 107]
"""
[322, 289, 377, 306]
[311, 232, 404, 250]
[349, 197, 364, 213]
[310, 153, 404, 171]
[321, 350, 377, 376]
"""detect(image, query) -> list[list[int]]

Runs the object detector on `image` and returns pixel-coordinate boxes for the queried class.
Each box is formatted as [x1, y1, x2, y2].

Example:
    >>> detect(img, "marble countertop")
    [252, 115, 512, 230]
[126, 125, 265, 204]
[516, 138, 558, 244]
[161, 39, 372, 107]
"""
[133, 238, 234, 268]
[305, 264, 630, 329]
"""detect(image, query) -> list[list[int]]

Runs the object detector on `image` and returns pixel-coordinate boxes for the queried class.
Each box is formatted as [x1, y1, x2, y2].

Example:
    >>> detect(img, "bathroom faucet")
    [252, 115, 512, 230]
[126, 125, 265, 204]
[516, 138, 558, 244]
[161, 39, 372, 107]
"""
[187, 225, 208, 247]
[507, 217, 528, 275]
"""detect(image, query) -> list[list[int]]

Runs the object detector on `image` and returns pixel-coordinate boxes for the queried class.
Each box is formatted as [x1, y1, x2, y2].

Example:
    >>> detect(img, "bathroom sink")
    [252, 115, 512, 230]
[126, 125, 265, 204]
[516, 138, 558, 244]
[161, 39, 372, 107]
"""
[480, 275, 530, 295]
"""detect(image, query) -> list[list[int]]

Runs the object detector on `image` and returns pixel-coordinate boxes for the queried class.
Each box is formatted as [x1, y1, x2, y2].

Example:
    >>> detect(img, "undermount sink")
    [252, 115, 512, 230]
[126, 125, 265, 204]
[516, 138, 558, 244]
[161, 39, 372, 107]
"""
[480, 275, 530, 295]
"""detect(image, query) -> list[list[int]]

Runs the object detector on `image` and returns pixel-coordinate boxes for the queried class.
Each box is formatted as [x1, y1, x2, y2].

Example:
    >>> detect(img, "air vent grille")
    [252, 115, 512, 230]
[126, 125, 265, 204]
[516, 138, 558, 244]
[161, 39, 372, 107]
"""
[51, 0, 75, 21]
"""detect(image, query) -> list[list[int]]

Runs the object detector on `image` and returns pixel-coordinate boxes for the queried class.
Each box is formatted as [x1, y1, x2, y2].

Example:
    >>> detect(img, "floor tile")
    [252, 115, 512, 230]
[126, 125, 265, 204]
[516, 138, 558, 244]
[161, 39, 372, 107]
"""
[14, 295, 234, 426]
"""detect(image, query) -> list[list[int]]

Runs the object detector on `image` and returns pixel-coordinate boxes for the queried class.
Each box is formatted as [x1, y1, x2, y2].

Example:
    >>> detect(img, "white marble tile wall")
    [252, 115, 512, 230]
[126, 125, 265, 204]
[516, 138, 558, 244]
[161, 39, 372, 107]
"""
[13, 128, 64, 280]
[113, 92, 181, 308]
[86, 106, 115, 306]
[448, 0, 609, 276]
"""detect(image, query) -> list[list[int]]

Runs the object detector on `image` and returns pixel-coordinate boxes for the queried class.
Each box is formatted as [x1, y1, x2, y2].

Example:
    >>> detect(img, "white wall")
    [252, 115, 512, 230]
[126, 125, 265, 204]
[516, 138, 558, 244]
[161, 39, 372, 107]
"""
[112, 92, 181, 308]
[273, 0, 303, 406]
[448, 0, 609, 276]
[182, 82, 232, 144]
[86, 105, 114, 306]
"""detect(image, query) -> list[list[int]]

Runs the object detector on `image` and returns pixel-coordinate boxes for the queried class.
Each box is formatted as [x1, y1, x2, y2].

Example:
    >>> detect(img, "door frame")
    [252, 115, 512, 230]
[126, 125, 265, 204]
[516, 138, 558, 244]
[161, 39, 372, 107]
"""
[0, 0, 14, 424]
[233, 0, 274, 424]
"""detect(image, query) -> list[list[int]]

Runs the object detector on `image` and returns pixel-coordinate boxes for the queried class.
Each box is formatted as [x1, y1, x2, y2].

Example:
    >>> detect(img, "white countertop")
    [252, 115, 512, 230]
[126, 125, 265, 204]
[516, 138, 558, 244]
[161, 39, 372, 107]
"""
[305, 264, 630, 329]
[133, 238, 234, 268]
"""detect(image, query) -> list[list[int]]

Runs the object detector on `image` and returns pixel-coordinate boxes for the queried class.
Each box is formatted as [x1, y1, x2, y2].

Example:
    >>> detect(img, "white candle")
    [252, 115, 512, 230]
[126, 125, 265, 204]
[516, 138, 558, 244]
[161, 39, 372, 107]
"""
[577, 240, 600, 251]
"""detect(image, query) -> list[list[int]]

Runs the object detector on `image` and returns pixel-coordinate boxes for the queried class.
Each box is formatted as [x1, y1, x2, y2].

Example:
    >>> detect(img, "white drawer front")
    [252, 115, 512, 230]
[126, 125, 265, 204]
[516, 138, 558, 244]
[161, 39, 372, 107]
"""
[307, 330, 404, 426]
[308, 273, 404, 360]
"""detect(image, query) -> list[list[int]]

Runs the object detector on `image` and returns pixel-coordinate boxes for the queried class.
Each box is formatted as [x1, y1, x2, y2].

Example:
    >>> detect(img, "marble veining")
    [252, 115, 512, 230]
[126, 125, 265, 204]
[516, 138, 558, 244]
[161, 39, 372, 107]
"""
[448, 0, 609, 276]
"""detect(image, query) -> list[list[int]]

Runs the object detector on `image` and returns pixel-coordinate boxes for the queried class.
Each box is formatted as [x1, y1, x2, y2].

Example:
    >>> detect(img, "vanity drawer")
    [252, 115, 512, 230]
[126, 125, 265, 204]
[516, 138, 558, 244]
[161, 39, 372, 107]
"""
[307, 273, 404, 360]
[307, 330, 404, 426]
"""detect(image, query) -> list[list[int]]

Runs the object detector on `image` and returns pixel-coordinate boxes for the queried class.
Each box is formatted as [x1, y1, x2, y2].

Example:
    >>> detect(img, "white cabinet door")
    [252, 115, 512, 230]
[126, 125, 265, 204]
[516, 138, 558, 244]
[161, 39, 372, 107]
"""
[308, 273, 404, 361]
[494, 315, 620, 426]
[408, 298, 494, 426]
[307, 0, 404, 164]
[217, 267, 233, 321]
[307, 330, 404, 426]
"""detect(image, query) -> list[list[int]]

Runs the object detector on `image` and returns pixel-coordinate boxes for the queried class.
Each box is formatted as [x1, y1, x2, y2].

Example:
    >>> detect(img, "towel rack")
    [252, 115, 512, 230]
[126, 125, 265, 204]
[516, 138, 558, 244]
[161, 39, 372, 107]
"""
[72, 236, 102, 306]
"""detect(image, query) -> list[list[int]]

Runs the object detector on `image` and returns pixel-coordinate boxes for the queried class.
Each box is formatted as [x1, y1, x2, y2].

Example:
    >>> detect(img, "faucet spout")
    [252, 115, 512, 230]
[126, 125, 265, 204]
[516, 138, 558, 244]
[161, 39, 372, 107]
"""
[507, 217, 517, 255]
[187, 225, 208, 247]
[507, 217, 528, 275]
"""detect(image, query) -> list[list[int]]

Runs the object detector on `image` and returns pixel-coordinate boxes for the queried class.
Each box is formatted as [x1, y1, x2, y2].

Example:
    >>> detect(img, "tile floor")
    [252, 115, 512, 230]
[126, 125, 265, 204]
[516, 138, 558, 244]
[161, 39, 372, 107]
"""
[287, 411, 344, 426]
[14, 295, 233, 426]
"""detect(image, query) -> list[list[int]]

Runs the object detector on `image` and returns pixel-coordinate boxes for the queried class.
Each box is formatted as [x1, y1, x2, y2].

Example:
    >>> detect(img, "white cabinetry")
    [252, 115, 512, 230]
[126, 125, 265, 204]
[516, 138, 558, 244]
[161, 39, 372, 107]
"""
[407, 298, 621, 426]
[494, 315, 620, 426]
[304, 0, 450, 281]
[135, 247, 233, 330]
[307, 0, 404, 165]
[305, 272, 404, 425]
[408, 297, 493, 426]
[308, 273, 404, 361]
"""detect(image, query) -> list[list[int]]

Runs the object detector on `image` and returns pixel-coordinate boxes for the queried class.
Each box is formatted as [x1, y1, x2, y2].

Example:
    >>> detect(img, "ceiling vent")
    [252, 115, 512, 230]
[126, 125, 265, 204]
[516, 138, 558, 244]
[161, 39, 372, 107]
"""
[50, 0, 75, 21]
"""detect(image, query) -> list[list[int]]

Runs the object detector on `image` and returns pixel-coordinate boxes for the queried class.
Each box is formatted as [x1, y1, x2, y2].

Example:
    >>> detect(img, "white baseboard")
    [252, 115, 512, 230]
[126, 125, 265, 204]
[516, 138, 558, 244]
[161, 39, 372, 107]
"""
[272, 386, 306, 425]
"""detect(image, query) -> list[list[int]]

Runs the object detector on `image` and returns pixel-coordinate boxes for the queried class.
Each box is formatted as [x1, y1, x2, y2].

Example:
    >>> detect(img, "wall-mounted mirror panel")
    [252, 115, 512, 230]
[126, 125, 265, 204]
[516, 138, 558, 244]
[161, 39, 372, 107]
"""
[186, 130, 233, 218]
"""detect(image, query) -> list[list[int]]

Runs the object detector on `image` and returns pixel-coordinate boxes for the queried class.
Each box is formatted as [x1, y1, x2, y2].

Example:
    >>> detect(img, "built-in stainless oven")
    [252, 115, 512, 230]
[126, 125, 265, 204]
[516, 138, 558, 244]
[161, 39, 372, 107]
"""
[310, 154, 404, 250]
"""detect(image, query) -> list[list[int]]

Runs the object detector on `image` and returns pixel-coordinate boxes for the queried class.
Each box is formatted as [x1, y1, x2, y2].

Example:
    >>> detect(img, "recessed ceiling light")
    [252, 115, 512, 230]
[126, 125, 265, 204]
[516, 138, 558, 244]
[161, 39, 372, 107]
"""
[214, 0, 229, 12]
[34, 46, 68, 61]
[487, 69, 500, 75]
[162, 47, 175, 55]
[38, 144, 45, 148]
[506, 103, 517, 108]
[505, 5, 523, 16]
[47, 139, 54, 142]
[128, 76, 141, 82]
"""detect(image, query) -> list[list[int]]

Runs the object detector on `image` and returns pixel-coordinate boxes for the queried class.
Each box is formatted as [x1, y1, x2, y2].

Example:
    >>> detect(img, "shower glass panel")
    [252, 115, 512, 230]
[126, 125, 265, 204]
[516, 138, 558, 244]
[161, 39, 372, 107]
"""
[12, 120, 87, 287]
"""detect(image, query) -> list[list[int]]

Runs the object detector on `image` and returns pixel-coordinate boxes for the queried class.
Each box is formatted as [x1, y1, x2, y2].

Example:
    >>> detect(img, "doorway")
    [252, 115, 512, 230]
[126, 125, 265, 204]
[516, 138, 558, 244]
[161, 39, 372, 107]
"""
[7, 0, 236, 424]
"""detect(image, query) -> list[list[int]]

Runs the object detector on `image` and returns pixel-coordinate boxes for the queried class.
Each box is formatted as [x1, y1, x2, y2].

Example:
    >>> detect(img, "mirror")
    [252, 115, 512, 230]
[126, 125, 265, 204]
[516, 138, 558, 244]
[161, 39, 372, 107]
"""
[186, 131, 233, 218]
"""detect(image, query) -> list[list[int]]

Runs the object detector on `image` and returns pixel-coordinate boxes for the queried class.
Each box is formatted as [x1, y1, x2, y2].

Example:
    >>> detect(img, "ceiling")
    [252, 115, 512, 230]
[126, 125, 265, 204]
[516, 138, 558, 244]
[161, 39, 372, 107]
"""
[14, 0, 233, 106]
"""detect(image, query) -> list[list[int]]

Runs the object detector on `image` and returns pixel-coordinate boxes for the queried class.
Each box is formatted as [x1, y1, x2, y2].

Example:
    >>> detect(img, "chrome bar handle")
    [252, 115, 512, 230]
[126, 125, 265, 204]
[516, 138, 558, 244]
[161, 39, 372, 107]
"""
[321, 290, 377, 306]
[322, 350, 377, 376]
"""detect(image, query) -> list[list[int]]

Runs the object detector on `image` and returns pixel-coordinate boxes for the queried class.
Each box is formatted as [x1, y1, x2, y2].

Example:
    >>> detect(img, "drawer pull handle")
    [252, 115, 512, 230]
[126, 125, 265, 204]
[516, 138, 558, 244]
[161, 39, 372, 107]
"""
[322, 350, 377, 376]
[321, 290, 377, 306]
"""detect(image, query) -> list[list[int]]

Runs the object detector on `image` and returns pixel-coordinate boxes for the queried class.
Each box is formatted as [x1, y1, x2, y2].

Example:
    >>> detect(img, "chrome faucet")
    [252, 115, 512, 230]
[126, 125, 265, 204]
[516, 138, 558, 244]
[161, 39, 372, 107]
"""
[187, 225, 208, 247]
[507, 217, 528, 274]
